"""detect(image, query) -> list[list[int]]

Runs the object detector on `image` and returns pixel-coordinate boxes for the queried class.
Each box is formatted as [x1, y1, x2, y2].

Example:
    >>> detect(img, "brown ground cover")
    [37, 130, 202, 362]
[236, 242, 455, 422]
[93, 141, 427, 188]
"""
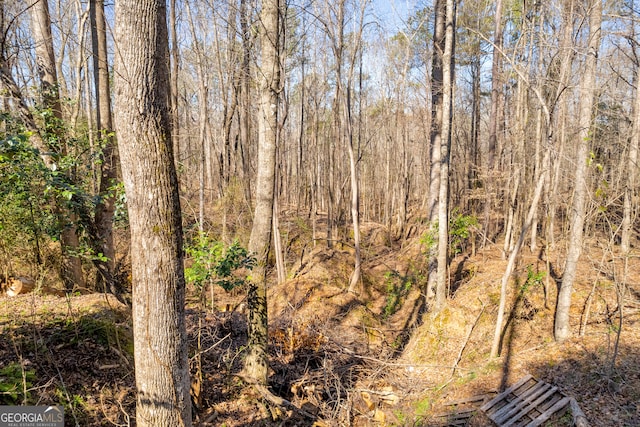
[1, 222, 638, 426]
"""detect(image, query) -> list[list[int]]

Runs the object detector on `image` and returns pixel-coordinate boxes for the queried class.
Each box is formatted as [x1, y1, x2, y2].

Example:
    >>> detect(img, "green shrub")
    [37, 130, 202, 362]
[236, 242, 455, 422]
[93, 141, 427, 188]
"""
[0, 363, 35, 405]
[184, 232, 255, 292]
[420, 211, 478, 257]
[449, 210, 478, 255]
[383, 270, 413, 319]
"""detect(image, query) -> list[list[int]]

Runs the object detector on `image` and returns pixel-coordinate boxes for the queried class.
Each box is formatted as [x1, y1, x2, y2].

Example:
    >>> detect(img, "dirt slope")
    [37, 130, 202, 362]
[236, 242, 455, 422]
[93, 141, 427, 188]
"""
[1, 225, 638, 426]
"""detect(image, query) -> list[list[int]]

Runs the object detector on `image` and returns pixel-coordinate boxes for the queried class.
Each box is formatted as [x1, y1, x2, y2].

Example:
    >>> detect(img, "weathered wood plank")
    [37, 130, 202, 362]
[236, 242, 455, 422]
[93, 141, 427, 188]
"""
[525, 396, 570, 427]
[433, 413, 473, 426]
[489, 382, 551, 424]
[445, 393, 496, 406]
[570, 397, 590, 427]
[481, 374, 534, 412]
[501, 386, 558, 427]
[492, 382, 553, 424]
[434, 407, 477, 417]
[537, 393, 563, 412]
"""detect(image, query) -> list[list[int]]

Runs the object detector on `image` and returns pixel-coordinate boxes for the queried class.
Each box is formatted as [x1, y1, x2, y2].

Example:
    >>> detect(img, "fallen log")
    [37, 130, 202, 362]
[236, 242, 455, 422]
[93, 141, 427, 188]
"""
[570, 397, 590, 427]
[5, 277, 35, 297]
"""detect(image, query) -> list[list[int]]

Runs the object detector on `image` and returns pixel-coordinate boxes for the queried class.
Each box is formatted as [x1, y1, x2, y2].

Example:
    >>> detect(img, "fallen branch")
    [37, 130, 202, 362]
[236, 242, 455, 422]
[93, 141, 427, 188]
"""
[253, 383, 326, 423]
[451, 301, 485, 378]
[189, 333, 231, 360]
[326, 336, 472, 371]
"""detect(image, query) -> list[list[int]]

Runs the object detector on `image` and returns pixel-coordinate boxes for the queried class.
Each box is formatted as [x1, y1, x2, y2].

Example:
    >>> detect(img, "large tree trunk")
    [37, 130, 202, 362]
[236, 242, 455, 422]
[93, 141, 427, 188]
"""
[555, 0, 602, 343]
[244, 0, 281, 386]
[113, 1, 192, 425]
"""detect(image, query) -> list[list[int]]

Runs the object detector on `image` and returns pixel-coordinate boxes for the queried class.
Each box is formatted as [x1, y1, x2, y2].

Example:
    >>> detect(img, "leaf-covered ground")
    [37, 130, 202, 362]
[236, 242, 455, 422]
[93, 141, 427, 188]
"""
[1, 224, 639, 426]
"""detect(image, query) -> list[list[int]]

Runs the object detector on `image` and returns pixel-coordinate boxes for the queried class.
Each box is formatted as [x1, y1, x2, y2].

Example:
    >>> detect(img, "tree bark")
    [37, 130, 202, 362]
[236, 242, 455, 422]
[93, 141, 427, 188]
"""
[483, 0, 503, 242]
[244, 0, 281, 386]
[555, 0, 602, 344]
[486, 0, 503, 171]
[169, 0, 180, 169]
[113, 0, 192, 424]
[90, 0, 119, 295]
[621, 34, 640, 253]
[435, 0, 456, 310]
[30, 0, 85, 291]
[426, 0, 445, 301]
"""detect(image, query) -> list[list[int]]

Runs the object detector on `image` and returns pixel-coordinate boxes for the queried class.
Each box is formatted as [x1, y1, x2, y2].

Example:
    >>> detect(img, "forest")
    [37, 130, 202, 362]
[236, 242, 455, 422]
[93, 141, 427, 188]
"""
[0, 0, 639, 425]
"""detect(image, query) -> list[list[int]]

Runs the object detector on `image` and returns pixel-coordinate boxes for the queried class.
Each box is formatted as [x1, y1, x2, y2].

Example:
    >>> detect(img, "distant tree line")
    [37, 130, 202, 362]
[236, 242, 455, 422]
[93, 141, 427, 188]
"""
[0, 0, 637, 424]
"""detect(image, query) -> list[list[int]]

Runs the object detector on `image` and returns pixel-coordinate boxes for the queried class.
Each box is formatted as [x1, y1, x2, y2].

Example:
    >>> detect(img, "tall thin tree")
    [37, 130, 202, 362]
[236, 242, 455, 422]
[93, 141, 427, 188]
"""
[435, 0, 456, 310]
[90, 0, 119, 295]
[30, 0, 85, 291]
[484, 0, 503, 238]
[621, 16, 640, 253]
[426, 0, 445, 301]
[555, 0, 602, 343]
[169, 0, 180, 169]
[244, 0, 281, 386]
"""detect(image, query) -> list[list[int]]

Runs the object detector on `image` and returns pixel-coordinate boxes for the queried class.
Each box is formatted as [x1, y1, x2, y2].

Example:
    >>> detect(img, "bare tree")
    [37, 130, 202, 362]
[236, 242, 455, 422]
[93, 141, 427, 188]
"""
[555, 0, 602, 343]
[185, 0, 213, 231]
[30, 0, 85, 291]
[426, 0, 445, 302]
[344, 0, 369, 294]
[435, 0, 456, 310]
[169, 0, 180, 169]
[244, 0, 281, 386]
[621, 17, 640, 253]
[90, 0, 120, 295]
[488, 0, 576, 357]
[483, 0, 503, 241]
[113, 0, 192, 424]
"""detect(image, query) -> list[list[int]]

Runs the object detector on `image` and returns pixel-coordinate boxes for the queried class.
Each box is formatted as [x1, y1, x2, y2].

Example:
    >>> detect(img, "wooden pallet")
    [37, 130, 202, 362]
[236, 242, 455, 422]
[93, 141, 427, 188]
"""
[480, 374, 571, 427]
[433, 393, 496, 426]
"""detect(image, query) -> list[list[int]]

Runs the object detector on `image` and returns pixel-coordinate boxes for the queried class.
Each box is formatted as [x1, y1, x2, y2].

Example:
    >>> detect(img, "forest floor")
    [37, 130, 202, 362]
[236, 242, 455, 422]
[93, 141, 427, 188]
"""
[1, 219, 639, 426]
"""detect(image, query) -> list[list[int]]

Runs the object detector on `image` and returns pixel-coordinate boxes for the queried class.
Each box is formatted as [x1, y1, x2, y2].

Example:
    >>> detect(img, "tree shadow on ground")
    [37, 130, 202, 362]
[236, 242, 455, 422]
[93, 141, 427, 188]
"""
[432, 328, 640, 427]
[497, 273, 539, 392]
[0, 304, 136, 426]
[527, 342, 640, 427]
[427, 341, 640, 427]
[451, 255, 471, 295]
